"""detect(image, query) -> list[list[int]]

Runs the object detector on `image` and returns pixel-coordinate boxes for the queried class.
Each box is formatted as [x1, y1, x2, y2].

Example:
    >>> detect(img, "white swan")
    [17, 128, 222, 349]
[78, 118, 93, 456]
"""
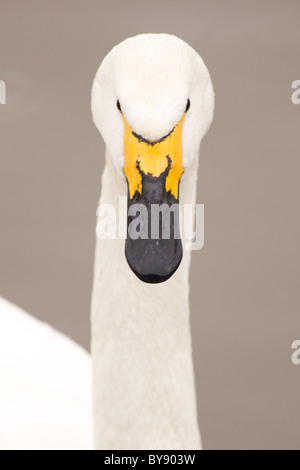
[0, 33, 214, 451]
[91, 33, 214, 450]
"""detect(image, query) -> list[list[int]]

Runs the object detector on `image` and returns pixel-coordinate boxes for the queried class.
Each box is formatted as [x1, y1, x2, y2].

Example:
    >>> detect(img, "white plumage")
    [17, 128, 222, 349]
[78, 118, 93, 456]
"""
[91, 34, 214, 450]
[0, 298, 93, 450]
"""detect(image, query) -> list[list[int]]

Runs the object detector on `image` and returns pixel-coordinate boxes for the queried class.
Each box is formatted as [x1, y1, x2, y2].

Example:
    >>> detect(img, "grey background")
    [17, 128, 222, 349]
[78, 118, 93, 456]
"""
[1, 0, 300, 450]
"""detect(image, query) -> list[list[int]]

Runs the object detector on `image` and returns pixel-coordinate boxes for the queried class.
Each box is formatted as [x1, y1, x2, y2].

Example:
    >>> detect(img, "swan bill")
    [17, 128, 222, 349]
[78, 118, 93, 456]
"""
[123, 113, 186, 284]
[125, 175, 183, 284]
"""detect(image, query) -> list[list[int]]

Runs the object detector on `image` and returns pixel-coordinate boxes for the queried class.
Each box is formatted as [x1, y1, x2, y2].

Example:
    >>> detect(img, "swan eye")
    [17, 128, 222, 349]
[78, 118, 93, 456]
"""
[185, 99, 190, 113]
[116, 100, 122, 112]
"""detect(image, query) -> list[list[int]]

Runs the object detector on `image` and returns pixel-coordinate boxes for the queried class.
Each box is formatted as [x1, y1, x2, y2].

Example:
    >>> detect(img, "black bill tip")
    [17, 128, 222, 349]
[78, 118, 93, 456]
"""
[125, 238, 183, 284]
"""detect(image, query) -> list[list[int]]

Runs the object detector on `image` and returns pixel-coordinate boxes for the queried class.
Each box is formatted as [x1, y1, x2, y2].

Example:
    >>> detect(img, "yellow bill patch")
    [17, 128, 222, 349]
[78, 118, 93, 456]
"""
[123, 113, 186, 200]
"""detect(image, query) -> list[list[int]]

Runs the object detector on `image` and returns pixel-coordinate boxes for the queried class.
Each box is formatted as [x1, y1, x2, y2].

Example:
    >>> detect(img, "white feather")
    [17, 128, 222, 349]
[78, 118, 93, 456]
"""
[0, 298, 93, 450]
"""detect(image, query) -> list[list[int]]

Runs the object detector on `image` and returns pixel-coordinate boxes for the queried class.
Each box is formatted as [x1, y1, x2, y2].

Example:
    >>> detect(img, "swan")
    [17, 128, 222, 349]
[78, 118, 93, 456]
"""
[91, 33, 214, 450]
[0, 33, 214, 451]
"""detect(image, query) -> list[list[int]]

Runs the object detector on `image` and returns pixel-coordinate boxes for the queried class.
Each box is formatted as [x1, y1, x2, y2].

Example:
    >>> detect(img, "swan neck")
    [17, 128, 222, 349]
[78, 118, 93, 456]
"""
[91, 153, 201, 450]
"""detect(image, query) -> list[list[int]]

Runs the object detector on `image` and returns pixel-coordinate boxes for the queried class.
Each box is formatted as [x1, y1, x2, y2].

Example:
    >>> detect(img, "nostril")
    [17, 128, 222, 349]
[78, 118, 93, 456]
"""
[116, 99, 122, 112]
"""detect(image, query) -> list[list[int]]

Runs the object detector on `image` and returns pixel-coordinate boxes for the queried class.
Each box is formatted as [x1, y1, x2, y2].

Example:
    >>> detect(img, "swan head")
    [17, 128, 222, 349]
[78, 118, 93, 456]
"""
[92, 34, 214, 283]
